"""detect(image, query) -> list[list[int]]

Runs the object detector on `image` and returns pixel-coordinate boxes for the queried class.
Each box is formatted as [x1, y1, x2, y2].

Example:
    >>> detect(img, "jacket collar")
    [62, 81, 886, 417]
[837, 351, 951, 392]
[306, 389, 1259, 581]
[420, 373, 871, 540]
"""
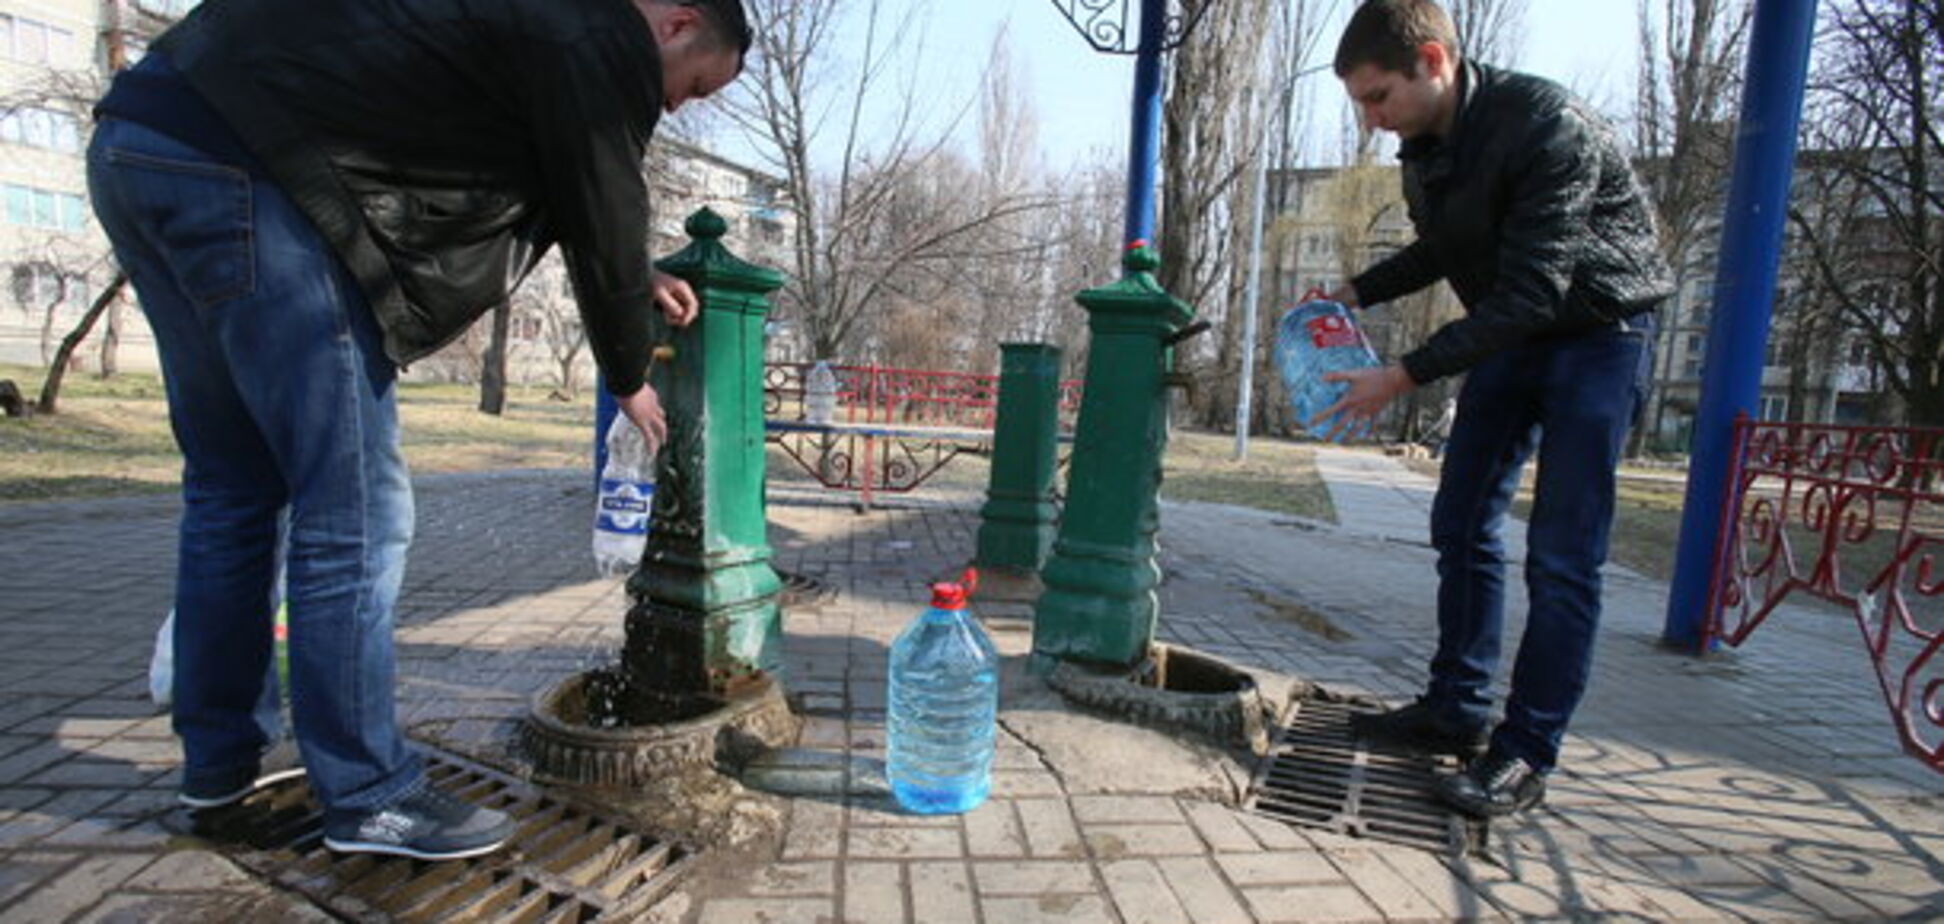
[1398, 59, 1488, 184]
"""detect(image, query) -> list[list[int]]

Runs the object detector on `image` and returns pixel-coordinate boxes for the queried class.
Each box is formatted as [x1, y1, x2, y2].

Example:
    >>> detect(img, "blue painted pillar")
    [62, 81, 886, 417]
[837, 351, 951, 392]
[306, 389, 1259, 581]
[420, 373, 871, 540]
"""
[1662, 0, 1819, 649]
[1122, 0, 1166, 250]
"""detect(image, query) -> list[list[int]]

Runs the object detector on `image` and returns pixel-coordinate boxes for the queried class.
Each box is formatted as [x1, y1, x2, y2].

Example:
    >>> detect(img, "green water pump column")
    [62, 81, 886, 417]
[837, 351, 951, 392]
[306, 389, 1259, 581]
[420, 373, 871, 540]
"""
[624, 208, 786, 697]
[976, 343, 1065, 573]
[1031, 245, 1195, 668]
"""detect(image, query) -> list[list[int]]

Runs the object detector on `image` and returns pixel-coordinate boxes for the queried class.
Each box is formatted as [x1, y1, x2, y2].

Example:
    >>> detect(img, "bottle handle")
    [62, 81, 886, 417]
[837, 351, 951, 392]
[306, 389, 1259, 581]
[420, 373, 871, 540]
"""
[959, 568, 978, 598]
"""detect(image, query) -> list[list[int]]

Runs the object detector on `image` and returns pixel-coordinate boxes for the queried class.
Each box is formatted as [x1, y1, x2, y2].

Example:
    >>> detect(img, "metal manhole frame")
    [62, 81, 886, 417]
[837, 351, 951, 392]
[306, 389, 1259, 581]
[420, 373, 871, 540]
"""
[1243, 693, 1484, 855]
[171, 743, 699, 922]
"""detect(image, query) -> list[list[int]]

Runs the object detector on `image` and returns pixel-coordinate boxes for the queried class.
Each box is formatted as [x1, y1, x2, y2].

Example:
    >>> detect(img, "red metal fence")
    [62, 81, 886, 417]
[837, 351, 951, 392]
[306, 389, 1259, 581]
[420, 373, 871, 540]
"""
[763, 362, 1081, 430]
[762, 363, 1082, 502]
[1706, 417, 1943, 770]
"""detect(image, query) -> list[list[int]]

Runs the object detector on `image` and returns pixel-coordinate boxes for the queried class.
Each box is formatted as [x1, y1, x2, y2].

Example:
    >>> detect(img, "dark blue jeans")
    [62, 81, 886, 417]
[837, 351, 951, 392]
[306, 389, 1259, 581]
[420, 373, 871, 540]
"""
[1426, 319, 1650, 772]
[88, 119, 421, 820]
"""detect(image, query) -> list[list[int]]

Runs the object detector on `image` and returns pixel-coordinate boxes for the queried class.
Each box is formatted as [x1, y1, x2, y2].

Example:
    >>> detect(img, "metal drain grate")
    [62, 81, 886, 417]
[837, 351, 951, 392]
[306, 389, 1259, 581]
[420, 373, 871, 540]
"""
[776, 569, 837, 609]
[1244, 695, 1482, 854]
[172, 746, 695, 922]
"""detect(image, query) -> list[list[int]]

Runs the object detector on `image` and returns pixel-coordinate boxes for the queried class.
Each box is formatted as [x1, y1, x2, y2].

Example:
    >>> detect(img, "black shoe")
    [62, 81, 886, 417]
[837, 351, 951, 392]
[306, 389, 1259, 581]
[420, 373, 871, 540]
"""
[1435, 750, 1546, 818]
[180, 740, 307, 809]
[1349, 698, 1488, 758]
[323, 783, 514, 861]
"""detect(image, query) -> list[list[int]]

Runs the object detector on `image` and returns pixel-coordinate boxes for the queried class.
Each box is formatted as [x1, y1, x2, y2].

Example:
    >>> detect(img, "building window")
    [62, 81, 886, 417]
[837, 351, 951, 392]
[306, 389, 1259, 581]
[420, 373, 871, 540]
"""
[2, 184, 87, 231]
[0, 107, 81, 153]
[1683, 358, 1701, 378]
[1686, 334, 1704, 354]
[1758, 394, 1788, 421]
[1, 15, 74, 64]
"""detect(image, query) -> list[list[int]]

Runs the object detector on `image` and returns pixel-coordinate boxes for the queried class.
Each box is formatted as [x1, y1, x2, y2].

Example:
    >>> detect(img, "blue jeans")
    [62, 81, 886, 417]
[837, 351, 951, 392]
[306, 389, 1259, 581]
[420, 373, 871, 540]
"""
[1425, 319, 1650, 772]
[88, 119, 421, 819]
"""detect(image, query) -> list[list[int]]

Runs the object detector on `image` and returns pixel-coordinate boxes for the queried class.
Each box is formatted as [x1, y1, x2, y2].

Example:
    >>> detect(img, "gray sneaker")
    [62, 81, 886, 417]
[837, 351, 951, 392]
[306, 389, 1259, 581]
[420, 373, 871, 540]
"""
[180, 740, 307, 809]
[322, 784, 514, 861]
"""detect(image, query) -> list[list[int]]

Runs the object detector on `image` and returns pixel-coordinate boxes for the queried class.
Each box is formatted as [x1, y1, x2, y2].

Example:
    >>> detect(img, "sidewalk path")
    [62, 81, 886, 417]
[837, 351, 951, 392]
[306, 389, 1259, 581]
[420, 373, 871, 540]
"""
[0, 462, 1937, 923]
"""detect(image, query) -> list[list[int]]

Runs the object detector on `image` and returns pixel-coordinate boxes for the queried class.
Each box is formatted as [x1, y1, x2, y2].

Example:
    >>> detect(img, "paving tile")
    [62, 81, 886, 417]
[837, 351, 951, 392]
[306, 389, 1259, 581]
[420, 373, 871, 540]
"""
[1181, 800, 1261, 853]
[963, 798, 1027, 857]
[1242, 884, 1380, 923]
[1082, 823, 1205, 859]
[1016, 798, 1086, 859]
[847, 825, 964, 860]
[841, 862, 903, 924]
[1155, 856, 1254, 924]
[1070, 794, 1186, 825]
[978, 894, 1118, 924]
[908, 861, 978, 924]
[696, 897, 835, 924]
[1100, 859, 1191, 924]
[972, 859, 1097, 895]
[0, 852, 154, 923]
[782, 799, 844, 859]
[744, 861, 837, 897]
[1216, 850, 1340, 886]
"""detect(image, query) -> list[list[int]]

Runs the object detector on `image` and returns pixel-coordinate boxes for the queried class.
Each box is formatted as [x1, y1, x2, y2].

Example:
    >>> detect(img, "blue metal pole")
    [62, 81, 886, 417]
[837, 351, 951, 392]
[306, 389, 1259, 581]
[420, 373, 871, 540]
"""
[1122, 0, 1166, 250]
[1662, 0, 1818, 649]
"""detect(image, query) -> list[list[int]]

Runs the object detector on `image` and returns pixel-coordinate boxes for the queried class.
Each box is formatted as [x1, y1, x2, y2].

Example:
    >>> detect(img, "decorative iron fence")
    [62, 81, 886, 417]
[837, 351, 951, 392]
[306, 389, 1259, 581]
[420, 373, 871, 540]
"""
[762, 362, 1082, 504]
[1706, 416, 1943, 770]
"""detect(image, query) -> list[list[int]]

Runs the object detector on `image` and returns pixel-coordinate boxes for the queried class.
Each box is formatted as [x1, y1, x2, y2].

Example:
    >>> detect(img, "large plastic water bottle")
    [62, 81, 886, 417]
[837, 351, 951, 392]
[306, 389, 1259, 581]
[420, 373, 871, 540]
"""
[1274, 298, 1381, 441]
[592, 414, 654, 577]
[886, 569, 998, 814]
[804, 360, 838, 425]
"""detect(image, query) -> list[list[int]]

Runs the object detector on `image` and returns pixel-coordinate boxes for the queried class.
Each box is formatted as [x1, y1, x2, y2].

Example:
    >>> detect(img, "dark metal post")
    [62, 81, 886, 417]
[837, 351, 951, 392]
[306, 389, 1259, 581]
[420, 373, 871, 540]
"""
[1662, 0, 1819, 649]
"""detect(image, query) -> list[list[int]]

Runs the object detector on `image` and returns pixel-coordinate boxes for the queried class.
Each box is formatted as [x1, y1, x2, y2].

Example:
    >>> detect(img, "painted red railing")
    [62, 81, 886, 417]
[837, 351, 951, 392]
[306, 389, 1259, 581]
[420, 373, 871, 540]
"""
[1706, 416, 1943, 771]
[762, 362, 1082, 503]
[763, 362, 1081, 430]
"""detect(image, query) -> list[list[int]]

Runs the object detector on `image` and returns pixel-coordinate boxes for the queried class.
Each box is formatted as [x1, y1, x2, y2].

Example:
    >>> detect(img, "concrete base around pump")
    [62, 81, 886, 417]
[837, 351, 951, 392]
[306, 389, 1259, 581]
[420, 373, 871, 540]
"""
[1044, 643, 1291, 757]
[522, 670, 799, 788]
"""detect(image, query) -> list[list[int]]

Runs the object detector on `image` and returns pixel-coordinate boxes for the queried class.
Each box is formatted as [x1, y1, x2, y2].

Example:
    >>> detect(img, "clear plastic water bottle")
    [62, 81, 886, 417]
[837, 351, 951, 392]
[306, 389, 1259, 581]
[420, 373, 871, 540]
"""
[804, 360, 839, 425]
[1274, 298, 1381, 441]
[592, 414, 654, 577]
[887, 569, 998, 814]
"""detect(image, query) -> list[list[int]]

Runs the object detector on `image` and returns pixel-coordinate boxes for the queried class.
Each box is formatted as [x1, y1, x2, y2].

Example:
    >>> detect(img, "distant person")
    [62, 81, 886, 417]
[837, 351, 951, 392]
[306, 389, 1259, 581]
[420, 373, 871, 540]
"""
[1422, 396, 1457, 458]
[89, 0, 750, 859]
[1318, 0, 1671, 817]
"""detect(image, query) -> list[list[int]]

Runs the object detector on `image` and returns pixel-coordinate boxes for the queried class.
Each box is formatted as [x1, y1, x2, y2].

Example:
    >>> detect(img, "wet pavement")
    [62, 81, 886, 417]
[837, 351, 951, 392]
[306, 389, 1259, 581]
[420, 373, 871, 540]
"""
[0, 451, 1937, 922]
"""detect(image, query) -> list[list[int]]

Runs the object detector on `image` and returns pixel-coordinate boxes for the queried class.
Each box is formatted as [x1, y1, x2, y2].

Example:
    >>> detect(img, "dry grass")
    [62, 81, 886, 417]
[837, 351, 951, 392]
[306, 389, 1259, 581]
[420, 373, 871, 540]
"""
[0, 363, 592, 503]
[3, 365, 1336, 525]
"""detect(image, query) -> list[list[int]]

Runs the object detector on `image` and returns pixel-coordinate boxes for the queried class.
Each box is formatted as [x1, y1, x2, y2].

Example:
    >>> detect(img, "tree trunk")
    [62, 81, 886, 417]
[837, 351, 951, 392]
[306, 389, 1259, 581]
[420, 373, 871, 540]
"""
[478, 301, 511, 415]
[37, 274, 128, 415]
[97, 295, 123, 379]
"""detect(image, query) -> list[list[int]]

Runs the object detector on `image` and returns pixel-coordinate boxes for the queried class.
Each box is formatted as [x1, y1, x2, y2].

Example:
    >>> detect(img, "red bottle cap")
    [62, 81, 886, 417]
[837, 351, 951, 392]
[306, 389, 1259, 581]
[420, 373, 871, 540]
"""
[929, 568, 978, 610]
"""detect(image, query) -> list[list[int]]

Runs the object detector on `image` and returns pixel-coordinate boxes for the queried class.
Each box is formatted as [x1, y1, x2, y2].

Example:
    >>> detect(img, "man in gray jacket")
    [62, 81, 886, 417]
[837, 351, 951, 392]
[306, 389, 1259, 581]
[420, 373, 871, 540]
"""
[1320, 0, 1672, 818]
[90, 0, 749, 859]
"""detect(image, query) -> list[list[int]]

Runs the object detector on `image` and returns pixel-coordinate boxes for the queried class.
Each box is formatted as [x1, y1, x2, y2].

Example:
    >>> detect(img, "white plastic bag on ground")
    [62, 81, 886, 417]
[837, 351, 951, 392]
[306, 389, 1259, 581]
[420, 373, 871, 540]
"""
[149, 609, 174, 708]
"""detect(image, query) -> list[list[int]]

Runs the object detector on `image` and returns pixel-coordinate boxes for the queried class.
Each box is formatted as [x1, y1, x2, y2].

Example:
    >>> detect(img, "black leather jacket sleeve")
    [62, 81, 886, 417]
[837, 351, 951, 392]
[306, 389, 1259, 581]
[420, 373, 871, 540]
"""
[527, 36, 659, 397]
[1399, 107, 1599, 384]
[1353, 238, 1442, 308]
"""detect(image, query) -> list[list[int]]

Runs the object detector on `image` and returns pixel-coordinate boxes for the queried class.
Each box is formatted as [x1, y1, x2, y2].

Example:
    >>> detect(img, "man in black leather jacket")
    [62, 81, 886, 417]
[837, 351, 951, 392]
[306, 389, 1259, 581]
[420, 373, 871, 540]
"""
[87, 0, 750, 860]
[1319, 0, 1673, 818]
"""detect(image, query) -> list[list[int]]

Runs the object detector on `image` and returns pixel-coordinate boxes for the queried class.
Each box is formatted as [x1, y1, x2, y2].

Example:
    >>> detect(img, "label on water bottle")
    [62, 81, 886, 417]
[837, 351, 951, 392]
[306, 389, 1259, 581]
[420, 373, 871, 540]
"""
[1306, 313, 1361, 349]
[596, 479, 653, 535]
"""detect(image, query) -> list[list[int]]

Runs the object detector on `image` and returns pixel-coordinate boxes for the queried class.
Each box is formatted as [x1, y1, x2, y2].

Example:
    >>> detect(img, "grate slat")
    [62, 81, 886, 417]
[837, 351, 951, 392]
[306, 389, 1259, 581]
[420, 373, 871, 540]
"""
[1245, 694, 1483, 854]
[170, 744, 696, 921]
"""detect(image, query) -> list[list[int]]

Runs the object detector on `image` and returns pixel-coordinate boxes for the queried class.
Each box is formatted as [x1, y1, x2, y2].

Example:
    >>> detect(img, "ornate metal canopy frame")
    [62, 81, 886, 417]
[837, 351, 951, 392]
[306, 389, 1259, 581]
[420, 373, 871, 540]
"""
[1050, 0, 1208, 54]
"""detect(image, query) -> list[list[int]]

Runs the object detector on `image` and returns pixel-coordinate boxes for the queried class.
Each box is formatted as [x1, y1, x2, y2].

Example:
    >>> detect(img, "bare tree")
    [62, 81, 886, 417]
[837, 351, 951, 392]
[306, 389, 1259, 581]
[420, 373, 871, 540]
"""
[509, 252, 588, 401]
[1447, 0, 1529, 65]
[1633, 0, 1751, 447]
[723, 0, 1054, 362]
[1785, 0, 1944, 425]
